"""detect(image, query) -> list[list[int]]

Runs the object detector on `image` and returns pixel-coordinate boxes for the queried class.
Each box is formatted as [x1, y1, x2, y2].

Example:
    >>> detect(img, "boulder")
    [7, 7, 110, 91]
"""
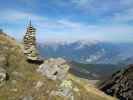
[37, 58, 70, 80]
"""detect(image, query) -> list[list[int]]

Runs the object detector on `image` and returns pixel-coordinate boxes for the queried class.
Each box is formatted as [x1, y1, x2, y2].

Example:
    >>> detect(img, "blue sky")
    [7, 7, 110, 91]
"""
[0, 0, 133, 43]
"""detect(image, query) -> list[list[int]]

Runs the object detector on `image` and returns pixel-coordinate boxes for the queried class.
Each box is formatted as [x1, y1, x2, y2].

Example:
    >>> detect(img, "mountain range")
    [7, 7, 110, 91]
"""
[38, 40, 133, 65]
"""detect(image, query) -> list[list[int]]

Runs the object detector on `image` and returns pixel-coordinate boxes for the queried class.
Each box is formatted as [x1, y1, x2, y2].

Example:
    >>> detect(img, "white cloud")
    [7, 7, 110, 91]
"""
[111, 8, 133, 23]
[0, 9, 133, 42]
[71, 0, 133, 18]
[37, 18, 133, 42]
[0, 10, 44, 22]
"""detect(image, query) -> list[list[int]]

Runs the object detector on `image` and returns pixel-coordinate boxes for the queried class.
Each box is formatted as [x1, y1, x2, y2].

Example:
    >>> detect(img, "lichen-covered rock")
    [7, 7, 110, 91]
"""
[50, 80, 74, 100]
[100, 64, 133, 100]
[37, 58, 70, 80]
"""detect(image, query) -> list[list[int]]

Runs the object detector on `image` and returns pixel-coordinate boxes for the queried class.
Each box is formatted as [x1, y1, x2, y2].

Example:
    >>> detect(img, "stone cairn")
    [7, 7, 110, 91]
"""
[23, 21, 43, 64]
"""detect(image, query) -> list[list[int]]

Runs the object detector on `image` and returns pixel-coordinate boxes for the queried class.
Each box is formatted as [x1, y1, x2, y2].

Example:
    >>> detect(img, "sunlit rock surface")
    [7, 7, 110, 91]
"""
[37, 58, 70, 80]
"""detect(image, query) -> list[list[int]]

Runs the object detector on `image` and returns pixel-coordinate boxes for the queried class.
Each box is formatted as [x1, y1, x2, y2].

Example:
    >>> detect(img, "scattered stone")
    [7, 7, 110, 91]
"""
[37, 58, 70, 80]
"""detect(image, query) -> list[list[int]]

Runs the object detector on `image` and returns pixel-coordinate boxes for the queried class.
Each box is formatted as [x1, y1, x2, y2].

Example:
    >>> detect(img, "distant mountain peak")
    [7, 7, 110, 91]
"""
[43, 39, 100, 44]
[38, 40, 133, 64]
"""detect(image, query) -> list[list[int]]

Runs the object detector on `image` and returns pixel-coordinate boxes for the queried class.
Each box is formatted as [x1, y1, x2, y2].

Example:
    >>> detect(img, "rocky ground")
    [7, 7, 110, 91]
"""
[0, 32, 116, 100]
[99, 64, 133, 100]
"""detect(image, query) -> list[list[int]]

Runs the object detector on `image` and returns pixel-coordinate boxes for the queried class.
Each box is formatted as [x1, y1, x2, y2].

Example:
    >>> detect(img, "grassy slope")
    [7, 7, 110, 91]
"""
[69, 61, 121, 80]
[0, 32, 116, 100]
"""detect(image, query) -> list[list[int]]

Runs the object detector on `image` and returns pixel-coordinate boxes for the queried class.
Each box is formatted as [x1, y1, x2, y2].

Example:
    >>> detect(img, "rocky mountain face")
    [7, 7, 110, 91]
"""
[99, 64, 133, 100]
[38, 41, 133, 65]
[0, 32, 116, 100]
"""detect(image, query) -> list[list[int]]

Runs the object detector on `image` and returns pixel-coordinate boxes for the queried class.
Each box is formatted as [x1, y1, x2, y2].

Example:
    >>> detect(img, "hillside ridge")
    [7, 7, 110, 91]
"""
[0, 31, 116, 100]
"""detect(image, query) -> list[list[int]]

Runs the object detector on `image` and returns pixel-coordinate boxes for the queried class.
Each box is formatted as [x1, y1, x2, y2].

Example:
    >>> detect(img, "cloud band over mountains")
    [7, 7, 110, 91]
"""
[0, 0, 133, 42]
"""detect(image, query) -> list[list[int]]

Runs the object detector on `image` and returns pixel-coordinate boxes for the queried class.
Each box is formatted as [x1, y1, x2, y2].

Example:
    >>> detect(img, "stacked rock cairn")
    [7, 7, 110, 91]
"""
[23, 21, 43, 63]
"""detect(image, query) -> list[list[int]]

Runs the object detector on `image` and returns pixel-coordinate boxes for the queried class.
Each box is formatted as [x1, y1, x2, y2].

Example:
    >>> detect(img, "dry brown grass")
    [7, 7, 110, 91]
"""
[0, 33, 117, 100]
